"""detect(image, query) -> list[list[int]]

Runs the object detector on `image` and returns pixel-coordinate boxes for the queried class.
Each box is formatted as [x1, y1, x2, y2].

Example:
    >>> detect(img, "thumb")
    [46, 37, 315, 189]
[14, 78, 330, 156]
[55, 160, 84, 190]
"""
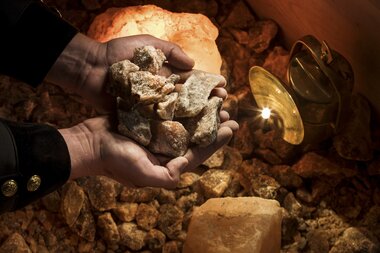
[163, 156, 189, 188]
[150, 38, 195, 70]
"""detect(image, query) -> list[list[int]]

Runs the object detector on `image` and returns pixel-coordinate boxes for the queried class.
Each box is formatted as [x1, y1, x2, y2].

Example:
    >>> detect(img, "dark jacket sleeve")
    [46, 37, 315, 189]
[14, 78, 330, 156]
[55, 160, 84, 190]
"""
[0, 119, 71, 213]
[0, 0, 78, 86]
[0, 0, 76, 212]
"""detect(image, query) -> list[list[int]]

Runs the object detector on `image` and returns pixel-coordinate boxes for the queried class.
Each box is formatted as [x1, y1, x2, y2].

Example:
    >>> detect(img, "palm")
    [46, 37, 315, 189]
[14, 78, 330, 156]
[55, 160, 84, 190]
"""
[82, 117, 185, 188]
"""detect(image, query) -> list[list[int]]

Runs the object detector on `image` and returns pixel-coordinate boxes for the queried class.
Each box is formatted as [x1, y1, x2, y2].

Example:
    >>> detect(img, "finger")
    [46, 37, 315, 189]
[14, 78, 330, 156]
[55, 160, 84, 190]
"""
[183, 126, 234, 172]
[166, 156, 189, 179]
[173, 69, 226, 87]
[149, 38, 195, 70]
[220, 120, 239, 132]
[156, 154, 172, 165]
[220, 110, 230, 122]
[210, 87, 228, 99]
[153, 156, 188, 189]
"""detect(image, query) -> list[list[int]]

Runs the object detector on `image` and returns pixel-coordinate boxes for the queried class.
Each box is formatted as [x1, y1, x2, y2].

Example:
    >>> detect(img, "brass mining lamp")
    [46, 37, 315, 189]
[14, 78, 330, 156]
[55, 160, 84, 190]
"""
[249, 35, 354, 145]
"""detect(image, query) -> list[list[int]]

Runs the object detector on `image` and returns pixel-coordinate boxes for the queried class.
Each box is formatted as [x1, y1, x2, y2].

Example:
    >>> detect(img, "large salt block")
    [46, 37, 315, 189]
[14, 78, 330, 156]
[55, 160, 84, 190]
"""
[88, 5, 222, 74]
[183, 197, 282, 253]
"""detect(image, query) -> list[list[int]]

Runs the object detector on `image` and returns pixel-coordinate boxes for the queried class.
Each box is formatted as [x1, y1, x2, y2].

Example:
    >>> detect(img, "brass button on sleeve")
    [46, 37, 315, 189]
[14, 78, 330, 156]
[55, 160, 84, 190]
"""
[1, 179, 18, 197]
[27, 175, 41, 192]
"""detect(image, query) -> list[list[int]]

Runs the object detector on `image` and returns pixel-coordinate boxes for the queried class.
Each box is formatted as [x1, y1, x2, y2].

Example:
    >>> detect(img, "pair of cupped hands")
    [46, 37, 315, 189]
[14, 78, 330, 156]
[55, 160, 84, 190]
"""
[47, 33, 239, 188]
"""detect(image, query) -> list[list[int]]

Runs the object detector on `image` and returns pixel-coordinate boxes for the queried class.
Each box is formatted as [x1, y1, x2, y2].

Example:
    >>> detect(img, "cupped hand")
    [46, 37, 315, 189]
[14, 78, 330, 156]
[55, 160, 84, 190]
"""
[59, 113, 238, 188]
[47, 33, 194, 111]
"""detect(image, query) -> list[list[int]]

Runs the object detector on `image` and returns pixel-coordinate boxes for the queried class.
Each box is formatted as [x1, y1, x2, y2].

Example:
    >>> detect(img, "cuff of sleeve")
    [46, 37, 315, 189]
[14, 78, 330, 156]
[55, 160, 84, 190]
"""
[0, 120, 71, 212]
[3, 1, 78, 86]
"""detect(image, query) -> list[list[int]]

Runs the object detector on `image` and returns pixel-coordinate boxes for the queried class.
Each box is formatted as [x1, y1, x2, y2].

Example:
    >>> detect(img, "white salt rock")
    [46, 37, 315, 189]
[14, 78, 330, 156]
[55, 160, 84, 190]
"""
[183, 197, 282, 253]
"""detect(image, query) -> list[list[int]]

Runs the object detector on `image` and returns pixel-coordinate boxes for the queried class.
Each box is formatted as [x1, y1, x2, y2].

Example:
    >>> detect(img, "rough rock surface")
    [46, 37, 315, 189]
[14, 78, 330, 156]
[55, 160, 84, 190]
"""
[129, 71, 175, 104]
[132, 45, 166, 74]
[149, 120, 190, 157]
[113, 47, 222, 156]
[88, 5, 222, 74]
[156, 92, 178, 120]
[118, 107, 151, 146]
[198, 169, 232, 198]
[183, 197, 282, 253]
[329, 227, 380, 253]
[97, 212, 120, 244]
[81, 176, 118, 211]
[0, 233, 31, 253]
[175, 72, 222, 117]
[60, 181, 85, 227]
[182, 96, 222, 146]
[135, 203, 159, 231]
[107, 59, 139, 99]
[118, 223, 147, 250]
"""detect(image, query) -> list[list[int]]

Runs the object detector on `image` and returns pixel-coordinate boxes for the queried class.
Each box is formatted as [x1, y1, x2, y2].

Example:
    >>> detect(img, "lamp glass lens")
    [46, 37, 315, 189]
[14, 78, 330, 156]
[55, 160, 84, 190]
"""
[249, 66, 304, 145]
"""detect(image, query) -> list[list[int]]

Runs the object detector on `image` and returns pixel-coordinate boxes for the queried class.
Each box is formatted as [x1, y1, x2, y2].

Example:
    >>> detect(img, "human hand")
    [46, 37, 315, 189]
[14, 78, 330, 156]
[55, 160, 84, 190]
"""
[46, 33, 194, 111]
[59, 115, 238, 188]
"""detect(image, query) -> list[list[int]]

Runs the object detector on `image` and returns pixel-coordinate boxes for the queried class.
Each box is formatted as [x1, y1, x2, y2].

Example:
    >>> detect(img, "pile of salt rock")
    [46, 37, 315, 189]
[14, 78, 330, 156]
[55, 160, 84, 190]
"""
[107, 46, 223, 157]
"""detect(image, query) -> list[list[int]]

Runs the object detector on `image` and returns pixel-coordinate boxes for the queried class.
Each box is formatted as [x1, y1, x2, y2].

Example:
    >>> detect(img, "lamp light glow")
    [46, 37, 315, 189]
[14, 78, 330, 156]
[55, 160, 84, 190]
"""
[261, 107, 271, 119]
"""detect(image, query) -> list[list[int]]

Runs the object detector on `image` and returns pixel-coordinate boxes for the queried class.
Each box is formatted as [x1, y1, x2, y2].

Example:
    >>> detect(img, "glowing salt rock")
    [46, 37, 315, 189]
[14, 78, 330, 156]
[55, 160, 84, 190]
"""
[87, 5, 222, 74]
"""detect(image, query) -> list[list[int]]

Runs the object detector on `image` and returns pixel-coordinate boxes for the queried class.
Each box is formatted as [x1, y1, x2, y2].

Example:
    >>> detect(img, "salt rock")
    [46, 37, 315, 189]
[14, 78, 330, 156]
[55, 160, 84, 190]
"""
[41, 191, 61, 213]
[136, 203, 159, 231]
[198, 169, 232, 198]
[333, 94, 373, 161]
[88, 5, 222, 74]
[230, 119, 254, 157]
[250, 174, 281, 200]
[145, 229, 166, 251]
[163, 241, 182, 253]
[263, 46, 290, 82]
[158, 204, 184, 239]
[182, 96, 222, 146]
[176, 192, 200, 212]
[97, 212, 120, 244]
[61, 181, 85, 227]
[306, 229, 330, 253]
[70, 196, 96, 241]
[132, 45, 166, 74]
[156, 92, 178, 120]
[291, 152, 357, 178]
[118, 108, 151, 146]
[269, 165, 303, 189]
[248, 20, 278, 54]
[329, 227, 380, 253]
[202, 147, 225, 168]
[175, 72, 222, 118]
[129, 71, 176, 104]
[107, 60, 139, 99]
[120, 187, 160, 202]
[81, 176, 117, 211]
[118, 223, 147, 251]
[113, 203, 138, 222]
[157, 188, 176, 205]
[149, 120, 190, 157]
[221, 0, 255, 29]
[219, 146, 243, 171]
[0, 232, 31, 253]
[177, 172, 200, 188]
[183, 197, 282, 253]
[222, 172, 243, 197]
